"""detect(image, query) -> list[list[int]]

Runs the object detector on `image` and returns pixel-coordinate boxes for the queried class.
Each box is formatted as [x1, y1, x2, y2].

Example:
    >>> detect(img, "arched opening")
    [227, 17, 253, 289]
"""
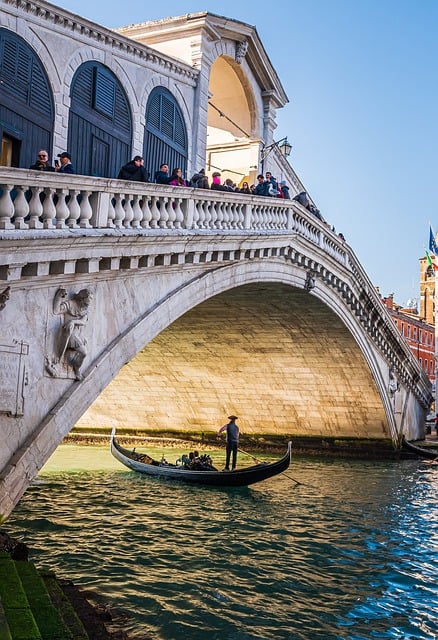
[207, 56, 258, 187]
[68, 61, 132, 177]
[144, 87, 188, 182]
[76, 283, 388, 439]
[0, 28, 54, 169]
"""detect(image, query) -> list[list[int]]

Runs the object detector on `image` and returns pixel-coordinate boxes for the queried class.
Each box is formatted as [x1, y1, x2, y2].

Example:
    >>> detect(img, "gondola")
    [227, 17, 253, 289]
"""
[401, 436, 438, 460]
[110, 428, 292, 487]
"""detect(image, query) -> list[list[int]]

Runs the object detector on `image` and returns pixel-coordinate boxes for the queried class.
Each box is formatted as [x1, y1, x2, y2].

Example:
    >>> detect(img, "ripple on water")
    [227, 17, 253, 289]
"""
[5, 451, 438, 639]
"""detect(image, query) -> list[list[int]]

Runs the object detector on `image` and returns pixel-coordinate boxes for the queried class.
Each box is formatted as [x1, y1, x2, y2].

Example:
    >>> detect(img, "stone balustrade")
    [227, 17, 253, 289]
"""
[0, 168, 347, 255]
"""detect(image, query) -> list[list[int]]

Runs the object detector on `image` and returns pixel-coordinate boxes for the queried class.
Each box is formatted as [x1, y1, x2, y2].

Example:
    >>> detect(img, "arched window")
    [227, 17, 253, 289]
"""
[68, 62, 132, 177]
[144, 87, 188, 181]
[0, 28, 54, 168]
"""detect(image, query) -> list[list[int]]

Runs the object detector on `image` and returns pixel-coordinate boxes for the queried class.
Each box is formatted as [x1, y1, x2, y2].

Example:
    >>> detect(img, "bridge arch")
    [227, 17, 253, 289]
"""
[12, 259, 394, 485]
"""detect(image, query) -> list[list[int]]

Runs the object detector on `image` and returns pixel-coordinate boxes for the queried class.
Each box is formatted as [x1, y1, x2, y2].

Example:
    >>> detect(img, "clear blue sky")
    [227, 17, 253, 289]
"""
[57, 0, 438, 306]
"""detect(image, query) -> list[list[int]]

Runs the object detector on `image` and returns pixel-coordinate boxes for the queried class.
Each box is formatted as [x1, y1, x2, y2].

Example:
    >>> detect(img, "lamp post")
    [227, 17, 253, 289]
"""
[260, 137, 292, 173]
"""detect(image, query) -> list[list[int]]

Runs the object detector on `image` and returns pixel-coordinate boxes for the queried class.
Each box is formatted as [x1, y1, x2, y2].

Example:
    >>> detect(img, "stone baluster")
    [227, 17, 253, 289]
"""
[207, 201, 216, 229]
[79, 190, 93, 228]
[270, 205, 278, 229]
[166, 197, 176, 229]
[123, 195, 134, 229]
[194, 200, 203, 228]
[13, 186, 29, 230]
[27, 187, 43, 229]
[131, 194, 142, 229]
[286, 206, 294, 231]
[237, 203, 245, 229]
[67, 190, 81, 228]
[243, 202, 251, 229]
[252, 204, 260, 229]
[140, 197, 152, 228]
[41, 188, 57, 229]
[113, 193, 124, 229]
[214, 201, 223, 229]
[221, 201, 230, 228]
[182, 197, 194, 229]
[107, 195, 116, 228]
[262, 205, 270, 229]
[231, 202, 240, 229]
[174, 198, 184, 228]
[150, 196, 160, 228]
[201, 199, 210, 228]
[0, 184, 15, 230]
[159, 197, 169, 228]
[55, 189, 70, 229]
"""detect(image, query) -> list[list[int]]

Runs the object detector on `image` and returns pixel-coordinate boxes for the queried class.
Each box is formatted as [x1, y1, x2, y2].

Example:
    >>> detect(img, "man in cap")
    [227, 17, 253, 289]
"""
[56, 152, 75, 174]
[218, 415, 240, 471]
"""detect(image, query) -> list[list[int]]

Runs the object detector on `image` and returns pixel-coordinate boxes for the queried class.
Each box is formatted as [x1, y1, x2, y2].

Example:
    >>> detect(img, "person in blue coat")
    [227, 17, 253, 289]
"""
[56, 152, 75, 174]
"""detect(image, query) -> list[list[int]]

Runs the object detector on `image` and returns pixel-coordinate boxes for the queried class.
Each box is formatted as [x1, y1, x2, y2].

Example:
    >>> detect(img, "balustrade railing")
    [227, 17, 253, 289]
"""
[0, 167, 348, 261]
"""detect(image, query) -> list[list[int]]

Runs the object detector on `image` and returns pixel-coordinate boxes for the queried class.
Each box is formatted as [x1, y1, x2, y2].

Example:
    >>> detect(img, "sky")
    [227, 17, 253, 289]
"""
[56, 0, 438, 306]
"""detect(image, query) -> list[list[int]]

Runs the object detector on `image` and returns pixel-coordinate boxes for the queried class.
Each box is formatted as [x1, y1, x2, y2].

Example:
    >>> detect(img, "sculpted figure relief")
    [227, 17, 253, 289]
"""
[0, 286, 10, 311]
[46, 288, 93, 381]
[304, 270, 316, 292]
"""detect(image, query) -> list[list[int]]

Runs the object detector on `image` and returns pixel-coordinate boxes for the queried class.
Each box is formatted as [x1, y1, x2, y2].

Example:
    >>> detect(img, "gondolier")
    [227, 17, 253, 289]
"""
[218, 415, 240, 471]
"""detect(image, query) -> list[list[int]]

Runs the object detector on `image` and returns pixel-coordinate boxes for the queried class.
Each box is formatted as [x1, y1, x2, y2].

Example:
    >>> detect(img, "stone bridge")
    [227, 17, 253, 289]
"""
[0, 168, 432, 519]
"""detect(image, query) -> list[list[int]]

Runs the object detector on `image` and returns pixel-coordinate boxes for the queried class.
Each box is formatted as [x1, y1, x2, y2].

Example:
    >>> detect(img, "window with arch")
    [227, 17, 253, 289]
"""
[144, 87, 188, 180]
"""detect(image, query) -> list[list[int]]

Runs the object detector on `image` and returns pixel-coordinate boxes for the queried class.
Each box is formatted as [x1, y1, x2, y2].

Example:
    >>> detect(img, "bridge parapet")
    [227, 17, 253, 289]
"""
[0, 168, 347, 254]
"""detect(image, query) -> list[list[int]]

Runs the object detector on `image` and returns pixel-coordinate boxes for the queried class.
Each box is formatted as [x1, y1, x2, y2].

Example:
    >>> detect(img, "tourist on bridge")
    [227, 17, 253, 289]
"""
[238, 181, 251, 194]
[154, 163, 171, 184]
[169, 167, 188, 186]
[29, 149, 55, 172]
[210, 172, 229, 191]
[118, 156, 149, 182]
[254, 174, 270, 196]
[218, 415, 240, 471]
[279, 180, 290, 199]
[56, 152, 75, 174]
[265, 171, 278, 192]
[190, 168, 209, 189]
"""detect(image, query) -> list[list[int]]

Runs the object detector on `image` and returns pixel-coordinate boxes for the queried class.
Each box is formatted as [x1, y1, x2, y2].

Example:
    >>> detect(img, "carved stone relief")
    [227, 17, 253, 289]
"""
[45, 288, 93, 381]
[304, 270, 316, 292]
[235, 40, 248, 64]
[0, 286, 10, 311]
[0, 340, 28, 416]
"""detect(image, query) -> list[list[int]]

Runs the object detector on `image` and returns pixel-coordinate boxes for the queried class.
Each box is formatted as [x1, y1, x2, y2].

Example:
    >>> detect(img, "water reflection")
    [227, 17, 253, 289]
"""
[5, 447, 438, 639]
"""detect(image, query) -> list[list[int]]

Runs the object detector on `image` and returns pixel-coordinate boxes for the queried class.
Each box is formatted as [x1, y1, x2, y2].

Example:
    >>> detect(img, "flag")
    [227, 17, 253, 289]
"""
[425, 249, 438, 270]
[429, 226, 438, 255]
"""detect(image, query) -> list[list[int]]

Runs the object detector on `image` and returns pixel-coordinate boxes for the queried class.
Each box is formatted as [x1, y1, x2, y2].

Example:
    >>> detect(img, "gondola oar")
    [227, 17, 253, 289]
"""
[237, 446, 303, 486]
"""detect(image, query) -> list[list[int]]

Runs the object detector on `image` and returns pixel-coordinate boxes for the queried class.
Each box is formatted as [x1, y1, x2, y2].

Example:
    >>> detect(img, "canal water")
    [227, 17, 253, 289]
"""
[5, 445, 438, 640]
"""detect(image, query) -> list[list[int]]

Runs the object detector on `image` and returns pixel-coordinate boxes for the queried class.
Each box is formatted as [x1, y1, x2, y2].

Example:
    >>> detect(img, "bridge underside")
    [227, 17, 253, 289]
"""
[77, 283, 389, 439]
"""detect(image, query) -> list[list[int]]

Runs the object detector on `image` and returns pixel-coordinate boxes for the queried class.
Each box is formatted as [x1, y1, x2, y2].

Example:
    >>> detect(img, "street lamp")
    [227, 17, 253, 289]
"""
[260, 137, 292, 171]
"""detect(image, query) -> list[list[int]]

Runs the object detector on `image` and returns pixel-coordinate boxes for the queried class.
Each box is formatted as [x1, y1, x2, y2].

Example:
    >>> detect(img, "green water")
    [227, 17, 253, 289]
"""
[5, 445, 438, 639]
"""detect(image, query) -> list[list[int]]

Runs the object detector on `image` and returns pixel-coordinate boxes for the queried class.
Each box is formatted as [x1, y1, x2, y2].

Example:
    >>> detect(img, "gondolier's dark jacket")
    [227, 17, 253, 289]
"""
[219, 421, 239, 443]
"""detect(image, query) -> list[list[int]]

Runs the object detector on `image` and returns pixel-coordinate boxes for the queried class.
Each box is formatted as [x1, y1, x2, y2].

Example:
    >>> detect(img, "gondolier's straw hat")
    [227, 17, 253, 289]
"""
[228, 415, 238, 420]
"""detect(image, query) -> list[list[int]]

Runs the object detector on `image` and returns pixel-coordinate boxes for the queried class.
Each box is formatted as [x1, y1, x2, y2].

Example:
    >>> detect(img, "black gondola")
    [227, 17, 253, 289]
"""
[401, 437, 438, 460]
[110, 428, 292, 487]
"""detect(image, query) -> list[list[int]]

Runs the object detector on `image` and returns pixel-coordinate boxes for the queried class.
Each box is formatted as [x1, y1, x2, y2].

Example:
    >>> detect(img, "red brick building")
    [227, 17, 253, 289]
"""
[382, 294, 435, 385]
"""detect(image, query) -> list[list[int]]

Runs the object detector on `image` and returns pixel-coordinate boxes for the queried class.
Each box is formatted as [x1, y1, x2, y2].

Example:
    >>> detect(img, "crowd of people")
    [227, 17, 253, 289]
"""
[28, 150, 293, 198]
[28, 150, 345, 238]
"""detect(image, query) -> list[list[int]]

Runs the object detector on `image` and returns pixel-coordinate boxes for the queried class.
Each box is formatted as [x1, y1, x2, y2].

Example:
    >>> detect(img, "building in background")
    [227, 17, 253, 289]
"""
[382, 294, 435, 388]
